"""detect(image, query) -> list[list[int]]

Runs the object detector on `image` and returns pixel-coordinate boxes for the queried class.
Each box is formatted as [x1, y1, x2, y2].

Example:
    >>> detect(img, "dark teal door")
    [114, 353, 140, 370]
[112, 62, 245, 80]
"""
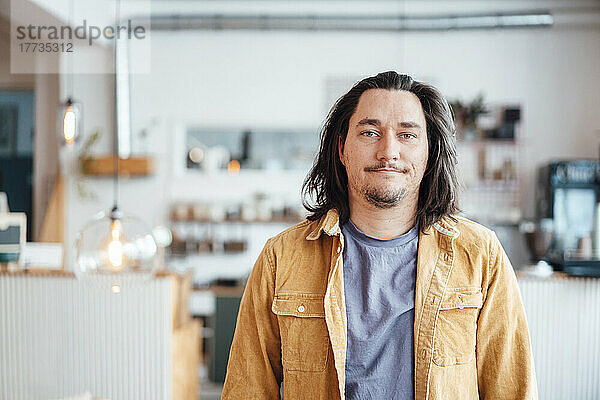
[0, 90, 35, 241]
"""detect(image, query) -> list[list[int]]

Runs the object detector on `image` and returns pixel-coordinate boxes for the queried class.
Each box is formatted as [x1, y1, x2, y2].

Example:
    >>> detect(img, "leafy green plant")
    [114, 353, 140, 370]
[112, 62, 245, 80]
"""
[75, 130, 101, 200]
[449, 93, 487, 132]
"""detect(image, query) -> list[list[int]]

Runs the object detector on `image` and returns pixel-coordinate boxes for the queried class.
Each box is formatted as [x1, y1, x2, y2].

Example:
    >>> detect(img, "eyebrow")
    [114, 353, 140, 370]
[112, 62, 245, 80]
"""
[356, 118, 423, 130]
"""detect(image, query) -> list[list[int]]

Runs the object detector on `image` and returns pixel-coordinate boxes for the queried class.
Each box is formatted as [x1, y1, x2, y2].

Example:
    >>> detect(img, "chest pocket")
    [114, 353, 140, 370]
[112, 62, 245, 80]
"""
[272, 293, 330, 372]
[433, 288, 483, 367]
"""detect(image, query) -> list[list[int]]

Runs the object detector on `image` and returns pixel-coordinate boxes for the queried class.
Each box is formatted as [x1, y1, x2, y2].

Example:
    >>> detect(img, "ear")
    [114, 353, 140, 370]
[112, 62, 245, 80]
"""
[338, 136, 345, 166]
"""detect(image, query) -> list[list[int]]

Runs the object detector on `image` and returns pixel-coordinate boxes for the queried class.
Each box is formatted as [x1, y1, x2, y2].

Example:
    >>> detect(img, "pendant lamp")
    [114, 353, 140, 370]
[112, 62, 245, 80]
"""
[58, 0, 81, 146]
[58, 98, 82, 145]
[74, 0, 159, 290]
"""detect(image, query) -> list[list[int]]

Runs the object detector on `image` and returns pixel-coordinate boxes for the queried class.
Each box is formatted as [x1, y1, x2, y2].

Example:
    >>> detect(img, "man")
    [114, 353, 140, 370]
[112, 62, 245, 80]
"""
[222, 71, 537, 399]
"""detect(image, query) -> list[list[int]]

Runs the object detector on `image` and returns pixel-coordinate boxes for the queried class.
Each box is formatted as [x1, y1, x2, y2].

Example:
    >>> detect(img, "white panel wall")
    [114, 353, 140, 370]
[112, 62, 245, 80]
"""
[0, 274, 172, 400]
[519, 276, 600, 399]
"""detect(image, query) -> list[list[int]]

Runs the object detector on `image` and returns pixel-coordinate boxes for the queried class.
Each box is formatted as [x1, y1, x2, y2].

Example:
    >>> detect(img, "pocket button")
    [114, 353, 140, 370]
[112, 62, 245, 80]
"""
[298, 305, 305, 313]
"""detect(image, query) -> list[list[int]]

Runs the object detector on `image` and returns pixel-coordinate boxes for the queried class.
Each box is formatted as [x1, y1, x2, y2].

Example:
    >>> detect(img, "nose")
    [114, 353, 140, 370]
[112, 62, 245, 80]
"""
[376, 131, 400, 162]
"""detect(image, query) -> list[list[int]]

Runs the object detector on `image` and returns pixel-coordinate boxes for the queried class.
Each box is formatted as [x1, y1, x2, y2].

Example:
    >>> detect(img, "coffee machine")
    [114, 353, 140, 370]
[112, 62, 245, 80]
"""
[536, 160, 600, 276]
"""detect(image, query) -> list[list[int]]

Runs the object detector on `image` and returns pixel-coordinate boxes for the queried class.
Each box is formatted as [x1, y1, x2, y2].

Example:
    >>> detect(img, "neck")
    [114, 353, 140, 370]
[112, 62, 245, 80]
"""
[347, 191, 419, 240]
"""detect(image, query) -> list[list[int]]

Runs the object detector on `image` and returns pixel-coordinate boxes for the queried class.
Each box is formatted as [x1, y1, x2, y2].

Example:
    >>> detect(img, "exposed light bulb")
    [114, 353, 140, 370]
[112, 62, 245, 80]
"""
[108, 219, 124, 269]
[58, 99, 81, 146]
[63, 106, 76, 144]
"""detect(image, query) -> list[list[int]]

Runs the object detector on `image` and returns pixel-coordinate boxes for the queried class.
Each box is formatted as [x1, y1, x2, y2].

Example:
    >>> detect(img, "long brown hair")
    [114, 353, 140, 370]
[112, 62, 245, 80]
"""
[302, 71, 460, 234]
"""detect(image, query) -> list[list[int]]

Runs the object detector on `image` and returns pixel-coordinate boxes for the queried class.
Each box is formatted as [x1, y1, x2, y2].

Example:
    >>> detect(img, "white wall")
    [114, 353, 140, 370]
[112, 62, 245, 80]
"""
[61, 2, 600, 269]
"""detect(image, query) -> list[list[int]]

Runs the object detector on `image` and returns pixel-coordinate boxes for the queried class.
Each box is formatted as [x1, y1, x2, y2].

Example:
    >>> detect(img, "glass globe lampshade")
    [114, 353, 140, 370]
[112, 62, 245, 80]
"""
[75, 208, 158, 290]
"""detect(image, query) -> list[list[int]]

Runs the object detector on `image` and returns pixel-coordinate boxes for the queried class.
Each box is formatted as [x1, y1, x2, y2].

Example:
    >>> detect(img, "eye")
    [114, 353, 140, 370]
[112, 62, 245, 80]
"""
[360, 130, 378, 137]
[400, 133, 417, 139]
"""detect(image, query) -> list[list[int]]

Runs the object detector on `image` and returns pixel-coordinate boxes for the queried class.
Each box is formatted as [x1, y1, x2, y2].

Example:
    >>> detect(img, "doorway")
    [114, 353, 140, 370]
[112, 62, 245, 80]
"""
[0, 90, 35, 241]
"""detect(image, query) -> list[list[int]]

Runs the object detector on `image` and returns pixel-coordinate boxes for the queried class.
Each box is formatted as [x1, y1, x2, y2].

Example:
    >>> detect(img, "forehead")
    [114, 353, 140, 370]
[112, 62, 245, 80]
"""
[351, 89, 426, 125]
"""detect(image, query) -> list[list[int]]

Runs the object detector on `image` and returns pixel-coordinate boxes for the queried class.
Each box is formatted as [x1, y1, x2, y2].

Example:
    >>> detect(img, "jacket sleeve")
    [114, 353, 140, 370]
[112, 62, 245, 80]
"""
[476, 233, 538, 399]
[222, 239, 283, 399]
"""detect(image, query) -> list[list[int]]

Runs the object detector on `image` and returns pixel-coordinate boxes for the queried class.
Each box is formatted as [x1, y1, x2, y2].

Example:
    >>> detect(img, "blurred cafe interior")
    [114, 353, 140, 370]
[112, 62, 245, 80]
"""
[1, 0, 600, 399]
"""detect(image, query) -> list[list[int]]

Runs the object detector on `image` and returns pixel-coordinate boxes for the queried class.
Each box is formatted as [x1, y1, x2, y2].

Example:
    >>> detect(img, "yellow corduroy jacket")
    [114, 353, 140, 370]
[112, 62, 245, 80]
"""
[222, 208, 538, 400]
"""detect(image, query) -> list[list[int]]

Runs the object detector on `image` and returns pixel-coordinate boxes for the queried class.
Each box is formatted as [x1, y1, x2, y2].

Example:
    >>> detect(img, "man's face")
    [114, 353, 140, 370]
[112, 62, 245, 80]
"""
[339, 89, 429, 209]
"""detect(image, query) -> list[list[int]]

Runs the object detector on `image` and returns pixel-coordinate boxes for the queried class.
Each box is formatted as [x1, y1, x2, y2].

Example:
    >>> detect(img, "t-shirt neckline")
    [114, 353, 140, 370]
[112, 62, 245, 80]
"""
[343, 218, 419, 248]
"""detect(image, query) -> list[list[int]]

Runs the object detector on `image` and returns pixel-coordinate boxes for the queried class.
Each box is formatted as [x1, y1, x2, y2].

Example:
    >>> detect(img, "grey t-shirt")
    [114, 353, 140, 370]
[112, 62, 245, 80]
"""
[342, 219, 418, 400]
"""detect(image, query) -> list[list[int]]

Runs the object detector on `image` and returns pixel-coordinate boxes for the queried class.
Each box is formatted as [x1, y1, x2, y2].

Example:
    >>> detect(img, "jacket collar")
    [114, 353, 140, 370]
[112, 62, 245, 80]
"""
[305, 208, 460, 240]
[432, 218, 460, 238]
[306, 208, 342, 240]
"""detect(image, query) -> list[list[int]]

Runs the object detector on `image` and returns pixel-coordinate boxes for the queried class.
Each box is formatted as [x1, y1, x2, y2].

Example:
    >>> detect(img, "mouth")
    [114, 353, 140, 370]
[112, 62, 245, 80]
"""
[370, 168, 404, 174]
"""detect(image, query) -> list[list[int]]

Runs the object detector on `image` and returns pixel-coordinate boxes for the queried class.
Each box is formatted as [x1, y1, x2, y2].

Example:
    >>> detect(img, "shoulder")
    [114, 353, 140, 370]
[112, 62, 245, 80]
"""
[263, 218, 332, 293]
[253, 220, 316, 277]
[441, 216, 509, 289]
[263, 218, 320, 256]
[443, 215, 500, 254]
[453, 216, 496, 240]
[267, 219, 315, 245]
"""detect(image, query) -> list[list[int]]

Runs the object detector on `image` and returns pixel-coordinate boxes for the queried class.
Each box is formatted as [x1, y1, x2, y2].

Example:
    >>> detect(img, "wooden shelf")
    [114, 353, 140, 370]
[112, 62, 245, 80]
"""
[81, 155, 155, 176]
[0, 267, 72, 277]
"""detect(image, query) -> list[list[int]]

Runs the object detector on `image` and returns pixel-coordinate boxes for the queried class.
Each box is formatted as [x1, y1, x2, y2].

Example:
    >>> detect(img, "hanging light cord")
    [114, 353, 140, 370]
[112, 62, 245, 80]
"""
[66, 0, 74, 100]
[111, 0, 121, 219]
[112, 144, 119, 218]
[67, 0, 73, 96]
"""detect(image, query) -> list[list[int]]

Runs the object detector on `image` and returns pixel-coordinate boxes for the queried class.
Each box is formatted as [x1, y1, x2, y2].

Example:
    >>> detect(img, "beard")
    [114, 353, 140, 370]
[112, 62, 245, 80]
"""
[363, 185, 407, 209]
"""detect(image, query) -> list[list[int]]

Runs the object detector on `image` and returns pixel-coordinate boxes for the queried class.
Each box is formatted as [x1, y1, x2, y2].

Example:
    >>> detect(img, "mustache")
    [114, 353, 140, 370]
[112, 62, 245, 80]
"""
[364, 163, 409, 173]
